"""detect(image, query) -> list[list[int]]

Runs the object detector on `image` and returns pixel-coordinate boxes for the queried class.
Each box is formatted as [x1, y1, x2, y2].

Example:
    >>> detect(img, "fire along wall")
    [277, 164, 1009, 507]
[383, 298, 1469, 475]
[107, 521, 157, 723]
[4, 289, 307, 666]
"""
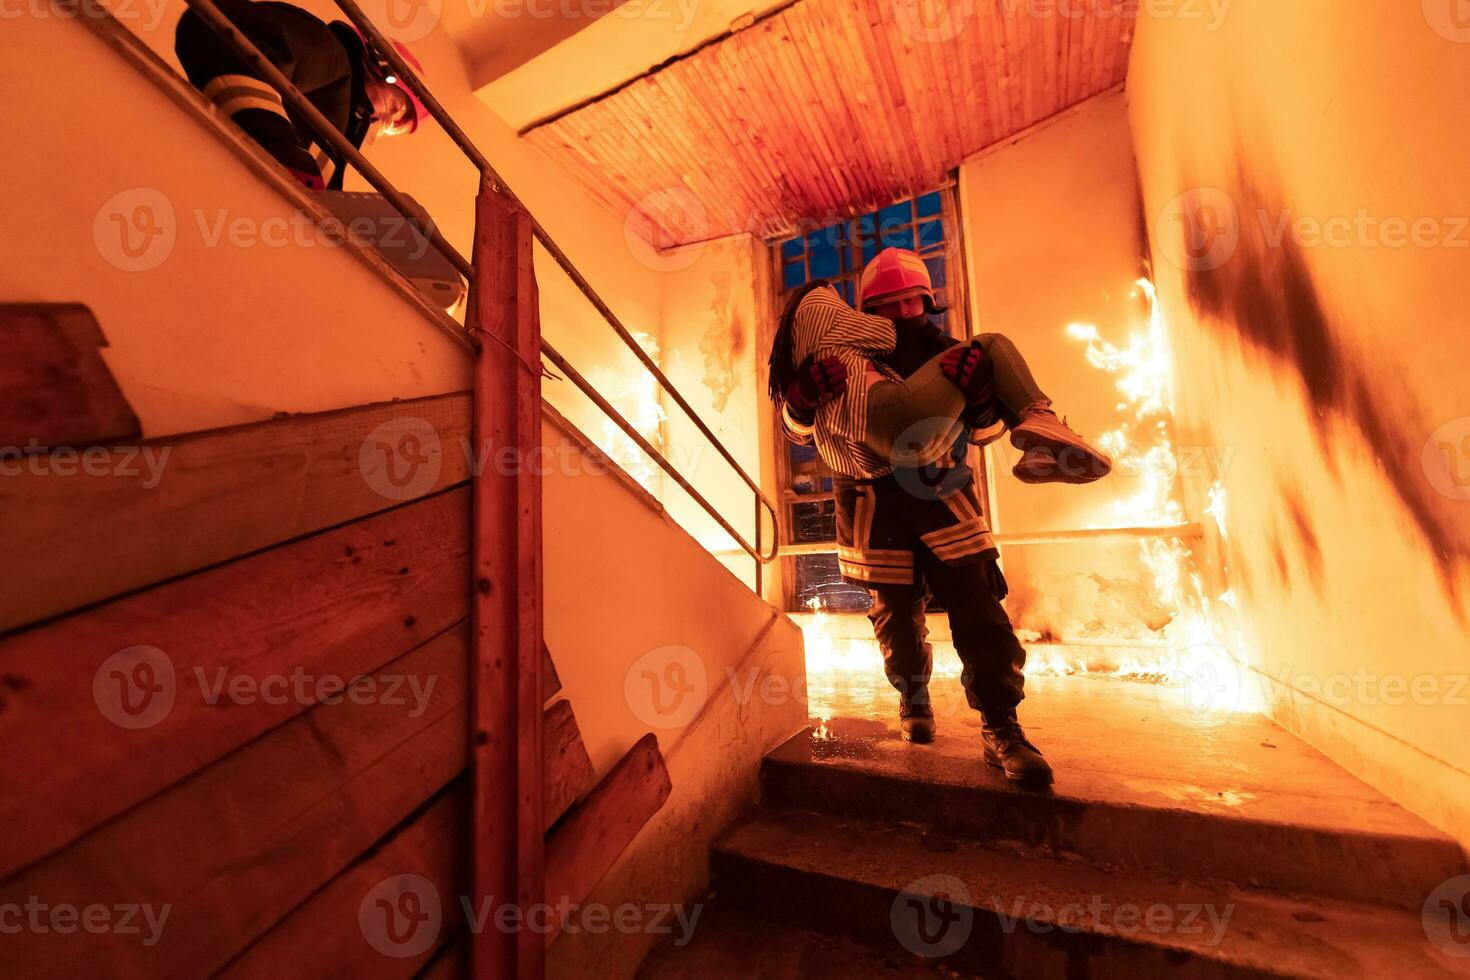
[958, 90, 1181, 645]
[1127, 0, 1470, 849]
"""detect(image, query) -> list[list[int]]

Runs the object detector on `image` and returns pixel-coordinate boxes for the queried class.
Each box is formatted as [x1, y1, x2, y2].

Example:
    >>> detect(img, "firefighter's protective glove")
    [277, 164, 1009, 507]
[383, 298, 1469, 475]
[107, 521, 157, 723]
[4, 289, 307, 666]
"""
[785, 355, 849, 415]
[940, 342, 993, 404]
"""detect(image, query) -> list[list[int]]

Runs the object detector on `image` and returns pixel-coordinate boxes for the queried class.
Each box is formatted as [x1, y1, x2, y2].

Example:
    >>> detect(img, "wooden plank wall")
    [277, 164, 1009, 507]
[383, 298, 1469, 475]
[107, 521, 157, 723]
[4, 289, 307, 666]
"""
[0, 346, 669, 976]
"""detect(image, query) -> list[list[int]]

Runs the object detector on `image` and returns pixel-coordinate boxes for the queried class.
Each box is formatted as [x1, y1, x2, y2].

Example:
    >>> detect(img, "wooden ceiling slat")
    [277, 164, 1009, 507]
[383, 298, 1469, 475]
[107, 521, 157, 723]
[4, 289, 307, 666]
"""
[696, 42, 805, 232]
[915, 0, 968, 176]
[635, 73, 740, 236]
[856, 0, 926, 192]
[525, 0, 1132, 246]
[1041, 3, 1061, 121]
[787, 1, 878, 212]
[659, 66, 768, 235]
[823, 0, 904, 209]
[770, 8, 866, 217]
[726, 23, 834, 225]
[828, 0, 904, 201]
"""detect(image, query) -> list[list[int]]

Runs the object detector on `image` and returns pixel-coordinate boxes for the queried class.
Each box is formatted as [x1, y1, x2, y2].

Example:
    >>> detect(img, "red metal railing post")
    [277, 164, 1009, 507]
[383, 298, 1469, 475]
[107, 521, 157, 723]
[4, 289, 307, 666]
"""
[470, 182, 544, 979]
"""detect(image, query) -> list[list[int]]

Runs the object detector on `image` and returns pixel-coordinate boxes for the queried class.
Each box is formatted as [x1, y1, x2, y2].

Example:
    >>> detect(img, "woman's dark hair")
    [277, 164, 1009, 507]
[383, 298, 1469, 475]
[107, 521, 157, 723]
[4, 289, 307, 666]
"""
[767, 279, 829, 404]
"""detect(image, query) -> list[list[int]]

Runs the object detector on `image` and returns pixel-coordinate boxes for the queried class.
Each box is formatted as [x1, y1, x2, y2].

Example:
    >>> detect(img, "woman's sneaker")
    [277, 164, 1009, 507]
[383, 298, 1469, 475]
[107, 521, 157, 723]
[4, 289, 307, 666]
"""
[1011, 404, 1112, 485]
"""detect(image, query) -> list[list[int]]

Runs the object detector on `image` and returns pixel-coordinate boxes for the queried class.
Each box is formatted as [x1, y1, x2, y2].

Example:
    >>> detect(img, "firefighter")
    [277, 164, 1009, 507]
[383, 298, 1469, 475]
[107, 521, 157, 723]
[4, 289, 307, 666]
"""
[175, 0, 425, 190]
[771, 248, 1109, 785]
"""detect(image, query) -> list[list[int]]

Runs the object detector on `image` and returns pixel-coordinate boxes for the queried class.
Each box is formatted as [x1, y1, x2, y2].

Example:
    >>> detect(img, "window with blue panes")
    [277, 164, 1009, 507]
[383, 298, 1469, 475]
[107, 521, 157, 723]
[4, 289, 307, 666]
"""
[773, 187, 969, 611]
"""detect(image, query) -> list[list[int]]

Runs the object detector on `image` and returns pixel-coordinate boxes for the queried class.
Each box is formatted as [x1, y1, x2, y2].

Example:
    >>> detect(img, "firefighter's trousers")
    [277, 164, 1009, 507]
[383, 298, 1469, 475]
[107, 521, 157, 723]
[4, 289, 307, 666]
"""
[869, 553, 1026, 717]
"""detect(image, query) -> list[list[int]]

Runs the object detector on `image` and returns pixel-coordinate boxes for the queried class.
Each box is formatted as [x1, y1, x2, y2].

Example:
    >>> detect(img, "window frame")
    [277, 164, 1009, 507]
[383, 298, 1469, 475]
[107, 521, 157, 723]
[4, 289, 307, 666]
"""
[767, 181, 985, 612]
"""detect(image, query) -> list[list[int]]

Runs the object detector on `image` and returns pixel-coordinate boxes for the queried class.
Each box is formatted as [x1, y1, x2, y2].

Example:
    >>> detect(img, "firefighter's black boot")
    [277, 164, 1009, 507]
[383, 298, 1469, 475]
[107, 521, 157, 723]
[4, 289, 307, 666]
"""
[900, 696, 936, 744]
[982, 712, 1052, 784]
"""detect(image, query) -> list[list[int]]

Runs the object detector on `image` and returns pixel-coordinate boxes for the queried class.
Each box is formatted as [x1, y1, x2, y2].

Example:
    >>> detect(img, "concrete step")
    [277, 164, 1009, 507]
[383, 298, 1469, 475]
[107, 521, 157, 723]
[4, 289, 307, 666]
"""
[637, 903, 989, 978]
[710, 807, 1470, 980]
[777, 675, 1468, 910]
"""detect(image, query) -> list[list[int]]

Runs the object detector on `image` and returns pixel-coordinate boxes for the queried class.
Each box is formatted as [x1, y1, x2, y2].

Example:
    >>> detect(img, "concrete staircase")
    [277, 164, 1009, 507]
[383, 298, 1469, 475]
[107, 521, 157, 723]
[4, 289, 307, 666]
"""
[639, 675, 1470, 978]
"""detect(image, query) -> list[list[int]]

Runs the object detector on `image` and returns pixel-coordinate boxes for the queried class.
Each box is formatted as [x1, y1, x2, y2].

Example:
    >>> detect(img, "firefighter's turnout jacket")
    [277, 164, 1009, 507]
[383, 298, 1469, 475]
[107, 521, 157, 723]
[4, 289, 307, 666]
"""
[176, 0, 376, 189]
[784, 315, 1000, 588]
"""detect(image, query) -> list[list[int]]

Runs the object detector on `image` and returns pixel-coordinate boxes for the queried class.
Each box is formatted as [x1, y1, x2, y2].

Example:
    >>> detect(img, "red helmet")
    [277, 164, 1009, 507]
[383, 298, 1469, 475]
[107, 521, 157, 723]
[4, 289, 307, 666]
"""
[380, 40, 427, 133]
[858, 247, 933, 311]
[355, 30, 427, 133]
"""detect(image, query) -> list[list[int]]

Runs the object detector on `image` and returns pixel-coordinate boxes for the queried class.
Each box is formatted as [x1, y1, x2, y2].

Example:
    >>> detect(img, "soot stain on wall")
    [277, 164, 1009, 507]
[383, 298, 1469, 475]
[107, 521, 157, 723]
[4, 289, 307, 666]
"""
[1179, 166, 1467, 597]
[1280, 480, 1325, 594]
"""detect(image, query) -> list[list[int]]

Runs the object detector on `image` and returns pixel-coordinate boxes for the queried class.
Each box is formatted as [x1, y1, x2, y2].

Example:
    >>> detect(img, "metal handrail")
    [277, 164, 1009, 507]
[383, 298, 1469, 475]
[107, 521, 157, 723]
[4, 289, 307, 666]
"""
[181, 0, 779, 568]
[777, 522, 1206, 557]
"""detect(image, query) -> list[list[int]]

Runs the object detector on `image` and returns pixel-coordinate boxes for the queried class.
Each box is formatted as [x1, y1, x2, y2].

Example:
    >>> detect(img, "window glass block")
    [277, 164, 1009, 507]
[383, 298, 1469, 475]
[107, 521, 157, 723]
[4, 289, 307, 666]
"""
[794, 555, 874, 612]
[792, 500, 838, 542]
[808, 224, 843, 251]
[882, 227, 915, 251]
[861, 236, 879, 265]
[783, 261, 807, 290]
[781, 237, 804, 260]
[808, 247, 840, 280]
[918, 219, 944, 250]
[925, 256, 946, 288]
[877, 201, 912, 230]
[916, 191, 943, 217]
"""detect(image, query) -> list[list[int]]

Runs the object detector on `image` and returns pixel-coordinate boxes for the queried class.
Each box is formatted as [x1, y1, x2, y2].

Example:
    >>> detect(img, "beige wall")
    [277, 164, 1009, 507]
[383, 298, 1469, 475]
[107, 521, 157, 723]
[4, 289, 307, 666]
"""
[542, 409, 803, 776]
[96, 0, 667, 445]
[959, 89, 1148, 537]
[0, 13, 473, 436]
[656, 235, 767, 587]
[542, 410, 806, 976]
[958, 91, 1186, 642]
[1127, 0, 1470, 849]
